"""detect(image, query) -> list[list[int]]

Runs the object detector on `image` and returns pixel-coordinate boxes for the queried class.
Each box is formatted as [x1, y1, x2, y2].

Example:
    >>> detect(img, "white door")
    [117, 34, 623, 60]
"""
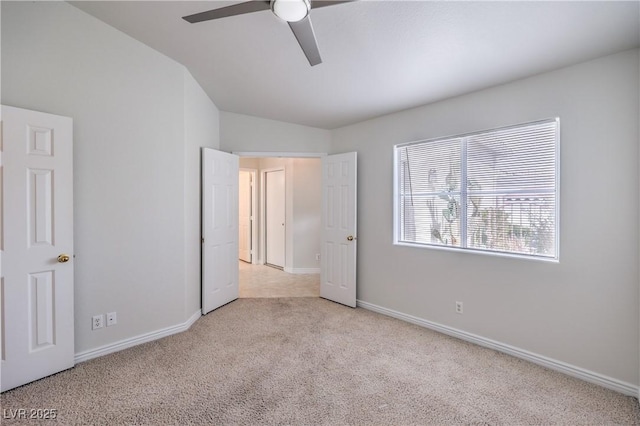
[321, 152, 357, 307]
[265, 169, 285, 268]
[1, 105, 74, 392]
[238, 171, 252, 263]
[202, 148, 239, 315]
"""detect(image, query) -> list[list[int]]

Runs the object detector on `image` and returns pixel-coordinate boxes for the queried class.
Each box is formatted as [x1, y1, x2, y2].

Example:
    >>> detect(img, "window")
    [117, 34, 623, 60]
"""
[394, 118, 559, 260]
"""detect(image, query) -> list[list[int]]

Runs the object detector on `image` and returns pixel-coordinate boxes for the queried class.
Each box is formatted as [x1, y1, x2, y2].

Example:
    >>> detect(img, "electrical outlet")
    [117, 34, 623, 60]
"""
[92, 314, 105, 330]
[315, 253, 321, 261]
[106, 312, 117, 327]
[455, 301, 463, 314]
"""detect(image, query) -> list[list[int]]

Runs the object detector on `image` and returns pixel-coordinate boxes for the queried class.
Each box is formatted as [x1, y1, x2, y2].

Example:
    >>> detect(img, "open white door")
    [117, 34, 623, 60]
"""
[202, 148, 239, 315]
[321, 152, 357, 307]
[1, 105, 74, 392]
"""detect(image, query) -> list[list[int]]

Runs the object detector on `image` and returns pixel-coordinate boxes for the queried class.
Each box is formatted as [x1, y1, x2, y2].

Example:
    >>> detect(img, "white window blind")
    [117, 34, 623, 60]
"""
[395, 118, 559, 259]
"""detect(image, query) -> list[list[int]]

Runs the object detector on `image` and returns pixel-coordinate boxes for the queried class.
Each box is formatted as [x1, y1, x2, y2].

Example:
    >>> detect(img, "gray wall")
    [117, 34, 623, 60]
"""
[2, 2, 219, 354]
[183, 71, 221, 315]
[220, 111, 331, 153]
[331, 49, 640, 385]
[224, 112, 328, 271]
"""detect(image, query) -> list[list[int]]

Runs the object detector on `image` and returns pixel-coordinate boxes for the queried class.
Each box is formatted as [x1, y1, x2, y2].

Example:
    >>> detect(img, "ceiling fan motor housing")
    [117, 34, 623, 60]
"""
[271, 0, 311, 22]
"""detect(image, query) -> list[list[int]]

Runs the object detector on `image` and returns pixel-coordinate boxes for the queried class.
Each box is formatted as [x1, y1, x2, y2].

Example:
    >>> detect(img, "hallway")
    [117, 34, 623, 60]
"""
[239, 262, 320, 298]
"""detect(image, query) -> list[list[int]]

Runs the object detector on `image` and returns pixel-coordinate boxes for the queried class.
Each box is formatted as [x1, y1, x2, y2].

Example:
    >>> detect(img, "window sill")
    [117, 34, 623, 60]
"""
[393, 241, 559, 263]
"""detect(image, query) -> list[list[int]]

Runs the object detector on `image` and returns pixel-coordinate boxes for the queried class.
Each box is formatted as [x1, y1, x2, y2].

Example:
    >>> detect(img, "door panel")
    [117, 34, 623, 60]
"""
[265, 169, 285, 268]
[321, 152, 357, 307]
[202, 148, 239, 315]
[1, 105, 74, 392]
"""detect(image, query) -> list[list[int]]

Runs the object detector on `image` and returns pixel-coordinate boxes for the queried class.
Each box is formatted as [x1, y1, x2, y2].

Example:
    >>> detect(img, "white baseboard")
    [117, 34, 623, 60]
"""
[74, 310, 202, 364]
[284, 267, 320, 274]
[356, 300, 638, 397]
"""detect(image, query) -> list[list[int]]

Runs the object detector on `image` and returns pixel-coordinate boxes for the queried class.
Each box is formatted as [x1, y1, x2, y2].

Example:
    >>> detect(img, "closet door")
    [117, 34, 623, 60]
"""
[265, 169, 285, 269]
[2, 105, 75, 391]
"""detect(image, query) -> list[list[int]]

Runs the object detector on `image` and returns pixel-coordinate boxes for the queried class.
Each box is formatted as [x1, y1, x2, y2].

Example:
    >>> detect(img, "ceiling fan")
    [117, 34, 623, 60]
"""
[182, 0, 352, 66]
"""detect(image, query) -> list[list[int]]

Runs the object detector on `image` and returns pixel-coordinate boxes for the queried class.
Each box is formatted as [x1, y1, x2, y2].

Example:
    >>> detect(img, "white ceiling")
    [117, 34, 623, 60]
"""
[71, 1, 640, 129]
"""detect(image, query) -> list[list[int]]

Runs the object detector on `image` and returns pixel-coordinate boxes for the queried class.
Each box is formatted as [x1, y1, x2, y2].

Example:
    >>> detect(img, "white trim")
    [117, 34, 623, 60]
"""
[356, 300, 638, 397]
[284, 267, 320, 274]
[233, 151, 326, 158]
[393, 241, 560, 264]
[74, 310, 202, 364]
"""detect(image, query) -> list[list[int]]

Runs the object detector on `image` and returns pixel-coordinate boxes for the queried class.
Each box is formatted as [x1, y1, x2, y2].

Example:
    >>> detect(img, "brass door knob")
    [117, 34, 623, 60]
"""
[347, 236, 354, 241]
[57, 254, 70, 263]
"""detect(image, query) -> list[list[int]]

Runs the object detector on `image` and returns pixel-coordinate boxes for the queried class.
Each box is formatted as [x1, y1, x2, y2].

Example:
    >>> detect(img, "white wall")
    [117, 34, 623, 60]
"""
[292, 158, 322, 270]
[331, 49, 640, 386]
[2, 2, 218, 354]
[239, 157, 260, 170]
[221, 111, 331, 154]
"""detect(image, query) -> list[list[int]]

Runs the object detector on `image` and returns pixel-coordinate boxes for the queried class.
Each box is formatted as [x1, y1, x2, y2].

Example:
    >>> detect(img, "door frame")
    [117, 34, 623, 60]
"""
[234, 152, 327, 159]
[239, 168, 258, 264]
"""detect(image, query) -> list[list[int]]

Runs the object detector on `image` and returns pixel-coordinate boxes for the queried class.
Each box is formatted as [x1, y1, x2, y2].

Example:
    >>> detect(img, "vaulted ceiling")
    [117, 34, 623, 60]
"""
[71, 1, 640, 129]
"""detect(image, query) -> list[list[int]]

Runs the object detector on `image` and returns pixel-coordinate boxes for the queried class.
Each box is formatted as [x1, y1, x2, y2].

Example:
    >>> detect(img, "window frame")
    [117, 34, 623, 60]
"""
[393, 118, 560, 262]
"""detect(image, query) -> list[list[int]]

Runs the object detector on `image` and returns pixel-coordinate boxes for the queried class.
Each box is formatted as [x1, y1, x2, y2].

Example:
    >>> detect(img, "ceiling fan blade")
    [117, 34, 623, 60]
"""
[288, 16, 322, 66]
[311, 0, 355, 9]
[183, 1, 271, 24]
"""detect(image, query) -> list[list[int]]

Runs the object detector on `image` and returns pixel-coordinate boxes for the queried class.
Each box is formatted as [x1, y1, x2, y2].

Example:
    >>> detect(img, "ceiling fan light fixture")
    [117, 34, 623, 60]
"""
[271, 0, 310, 22]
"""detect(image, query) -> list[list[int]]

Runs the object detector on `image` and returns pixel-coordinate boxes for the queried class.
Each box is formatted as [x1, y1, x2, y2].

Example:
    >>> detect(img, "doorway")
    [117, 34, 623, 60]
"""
[237, 156, 322, 298]
[204, 150, 357, 309]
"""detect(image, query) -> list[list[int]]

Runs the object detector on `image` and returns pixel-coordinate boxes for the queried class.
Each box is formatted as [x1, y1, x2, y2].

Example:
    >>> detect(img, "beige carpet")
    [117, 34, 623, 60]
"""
[2, 298, 639, 425]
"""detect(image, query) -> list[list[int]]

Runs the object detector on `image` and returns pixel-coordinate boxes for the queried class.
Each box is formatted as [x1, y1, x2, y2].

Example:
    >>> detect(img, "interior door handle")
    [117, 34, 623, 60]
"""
[57, 254, 70, 263]
[347, 236, 355, 241]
